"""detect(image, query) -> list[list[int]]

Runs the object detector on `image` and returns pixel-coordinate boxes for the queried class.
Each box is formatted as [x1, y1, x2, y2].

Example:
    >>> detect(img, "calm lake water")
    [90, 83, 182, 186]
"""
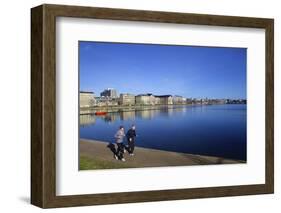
[80, 104, 247, 161]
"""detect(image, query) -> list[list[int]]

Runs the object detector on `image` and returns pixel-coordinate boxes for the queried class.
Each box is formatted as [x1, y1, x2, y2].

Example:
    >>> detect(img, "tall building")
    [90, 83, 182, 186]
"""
[100, 88, 118, 98]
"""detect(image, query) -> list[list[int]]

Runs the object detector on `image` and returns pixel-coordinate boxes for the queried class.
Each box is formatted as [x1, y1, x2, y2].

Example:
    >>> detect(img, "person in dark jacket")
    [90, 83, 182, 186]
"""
[126, 125, 136, 156]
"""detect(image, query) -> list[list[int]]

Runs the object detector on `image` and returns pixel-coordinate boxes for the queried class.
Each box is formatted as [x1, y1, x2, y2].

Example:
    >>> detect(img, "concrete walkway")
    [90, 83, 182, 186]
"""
[80, 139, 244, 169]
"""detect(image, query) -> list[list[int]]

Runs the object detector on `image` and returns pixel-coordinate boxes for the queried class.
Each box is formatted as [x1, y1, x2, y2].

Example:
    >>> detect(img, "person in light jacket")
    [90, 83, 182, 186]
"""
[114, 126, 126, 161]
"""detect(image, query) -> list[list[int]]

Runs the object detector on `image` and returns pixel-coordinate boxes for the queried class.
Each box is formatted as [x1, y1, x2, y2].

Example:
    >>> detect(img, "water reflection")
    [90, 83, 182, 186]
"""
[80, 106, 188, 125]
[80, 104, 247, 160]
[120, 110, 135, 120]
[80, 114, 96, 126]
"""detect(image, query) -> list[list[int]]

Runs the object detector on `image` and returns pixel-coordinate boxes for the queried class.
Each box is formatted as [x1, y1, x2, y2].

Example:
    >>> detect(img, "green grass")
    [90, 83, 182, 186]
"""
[79, 155, 133, 170]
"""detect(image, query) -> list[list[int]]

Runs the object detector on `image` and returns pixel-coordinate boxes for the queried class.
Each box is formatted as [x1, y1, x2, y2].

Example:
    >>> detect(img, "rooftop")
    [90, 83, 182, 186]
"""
[155, 95, 172, 98]
[80, 91, 94, 94]
[136, 93, 153, 97]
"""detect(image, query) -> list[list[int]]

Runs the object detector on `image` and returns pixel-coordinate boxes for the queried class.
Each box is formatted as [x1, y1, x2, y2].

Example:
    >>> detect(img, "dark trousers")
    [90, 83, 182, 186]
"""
[116, 142, 125, 159]
[127, 138, 135, 154]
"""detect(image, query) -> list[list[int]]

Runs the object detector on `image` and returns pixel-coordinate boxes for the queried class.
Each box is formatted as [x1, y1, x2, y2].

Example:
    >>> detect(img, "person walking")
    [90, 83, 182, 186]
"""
[126, 124, 136, 156]
[114, 126, 126, 161]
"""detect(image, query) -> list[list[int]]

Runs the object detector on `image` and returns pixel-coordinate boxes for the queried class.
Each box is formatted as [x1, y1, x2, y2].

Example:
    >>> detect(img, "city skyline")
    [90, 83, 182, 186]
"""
[80, 88, 246, 101]
[79, 41, 247, 99]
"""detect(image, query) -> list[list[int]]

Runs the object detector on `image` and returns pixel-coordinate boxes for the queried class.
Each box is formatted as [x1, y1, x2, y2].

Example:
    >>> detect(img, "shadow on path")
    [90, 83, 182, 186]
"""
[107, 143, 117, 156]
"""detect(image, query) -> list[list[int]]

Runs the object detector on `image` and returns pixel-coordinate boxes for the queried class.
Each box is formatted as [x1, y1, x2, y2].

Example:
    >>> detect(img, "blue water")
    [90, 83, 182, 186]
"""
[80, 104, 247, 161]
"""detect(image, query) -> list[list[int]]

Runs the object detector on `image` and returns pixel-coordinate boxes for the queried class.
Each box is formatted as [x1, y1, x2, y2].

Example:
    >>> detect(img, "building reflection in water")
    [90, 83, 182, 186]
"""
[103, 113, 119, 123]
[80, 106, 188, 125]
[157, 107, 174, 117]
[80, 114, 96, 126]
[120, 110, 136, 121]
[135, 110, 156, 120]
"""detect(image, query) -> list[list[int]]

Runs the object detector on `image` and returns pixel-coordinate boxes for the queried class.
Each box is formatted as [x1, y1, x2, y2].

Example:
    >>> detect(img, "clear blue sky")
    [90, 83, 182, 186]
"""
[79, 41, 246, 99]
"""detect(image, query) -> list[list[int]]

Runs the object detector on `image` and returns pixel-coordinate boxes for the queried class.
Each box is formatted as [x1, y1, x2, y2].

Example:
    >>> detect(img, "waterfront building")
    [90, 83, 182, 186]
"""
[155, 95, 173, 105]
[185, 98, 193, 104]
[154, 96, 161, 105]
[173, 95, 186, 104]
[192, 98, 203, 104]
[80, 91, 96, 108]
[135, 93, 155, 105]
[210, 99, 226, 104]
[225, 99, 247, 104]
[119, 93, 135, 106]
[100, 88, 118, 98]
[95, 96, 118, 107]
[202, 98, 209, 105]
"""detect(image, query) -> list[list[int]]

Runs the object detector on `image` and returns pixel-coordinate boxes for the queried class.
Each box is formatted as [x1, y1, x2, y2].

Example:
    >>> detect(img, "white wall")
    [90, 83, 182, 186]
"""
[0, 0, 279, 212]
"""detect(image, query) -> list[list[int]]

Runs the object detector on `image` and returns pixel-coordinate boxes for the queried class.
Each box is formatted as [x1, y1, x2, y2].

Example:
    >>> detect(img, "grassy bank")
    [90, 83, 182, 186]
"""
[80, 155, 133, 170]
[79, 139, 244, 170]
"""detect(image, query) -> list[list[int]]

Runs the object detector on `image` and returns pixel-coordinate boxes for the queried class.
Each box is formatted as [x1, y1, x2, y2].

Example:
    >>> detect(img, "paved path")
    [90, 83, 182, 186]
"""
[80, 139, 244, 168]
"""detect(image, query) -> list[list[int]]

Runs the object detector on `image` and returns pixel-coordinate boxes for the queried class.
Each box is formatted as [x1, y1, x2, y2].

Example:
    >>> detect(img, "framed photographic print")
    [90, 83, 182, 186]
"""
[31, 4, 274, 208]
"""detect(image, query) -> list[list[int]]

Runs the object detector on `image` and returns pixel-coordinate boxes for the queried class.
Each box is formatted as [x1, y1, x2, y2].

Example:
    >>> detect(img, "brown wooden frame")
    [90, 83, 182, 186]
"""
[31, 4, 274, 208]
